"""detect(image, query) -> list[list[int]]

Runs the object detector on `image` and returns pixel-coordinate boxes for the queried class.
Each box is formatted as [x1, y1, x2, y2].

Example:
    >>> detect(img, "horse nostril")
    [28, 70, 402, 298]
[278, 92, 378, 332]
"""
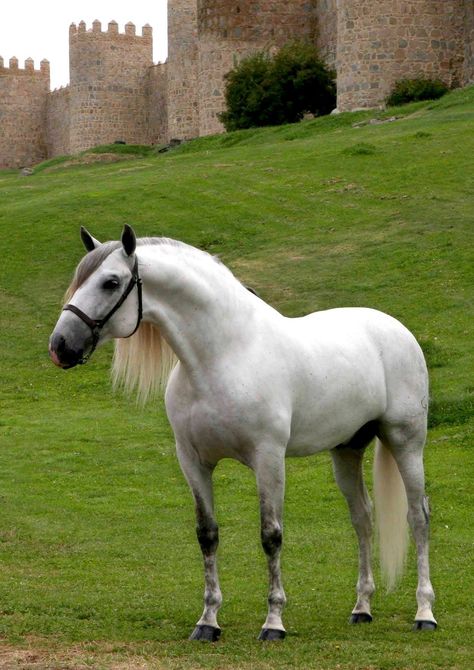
[50, 333, 66, 354]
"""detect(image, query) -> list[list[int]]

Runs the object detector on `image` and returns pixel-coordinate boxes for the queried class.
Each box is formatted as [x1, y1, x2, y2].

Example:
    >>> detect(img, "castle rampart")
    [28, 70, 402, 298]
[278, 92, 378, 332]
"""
[147, 63, 169, 146]
[47, 86, 70, 158]
[167, 0, 200, 140]
[1, 3, 473, 169]
[0, 57, 49, 168]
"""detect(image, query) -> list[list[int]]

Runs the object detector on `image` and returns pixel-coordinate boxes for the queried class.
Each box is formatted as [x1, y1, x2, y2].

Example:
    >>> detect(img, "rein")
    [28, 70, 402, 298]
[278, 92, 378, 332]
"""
[62, 256, 142, 364]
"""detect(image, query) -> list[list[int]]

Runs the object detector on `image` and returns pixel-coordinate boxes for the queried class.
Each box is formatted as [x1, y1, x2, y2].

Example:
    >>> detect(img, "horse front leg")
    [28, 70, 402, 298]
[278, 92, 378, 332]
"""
[177, 445, 222, 642]
[255, 450, 287, 640]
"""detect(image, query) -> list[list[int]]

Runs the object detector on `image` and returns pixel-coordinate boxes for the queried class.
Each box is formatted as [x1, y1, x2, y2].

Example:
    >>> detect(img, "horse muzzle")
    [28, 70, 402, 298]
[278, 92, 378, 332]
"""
[49, 332, 88, 369]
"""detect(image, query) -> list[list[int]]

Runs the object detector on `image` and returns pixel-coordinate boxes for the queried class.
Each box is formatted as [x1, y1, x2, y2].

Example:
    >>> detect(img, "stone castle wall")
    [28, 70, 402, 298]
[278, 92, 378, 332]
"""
[166, 0, 200, 140]
[465, 1, 474, 84]
[195, 0, 318, 136]
[47, 86, 70, 158]
[147, 63, 169, 145]
[0, 57, 49, 168]
[336, 0, 467, 111]
[315, 0, 337, 69]
[1, 2, 474, 169]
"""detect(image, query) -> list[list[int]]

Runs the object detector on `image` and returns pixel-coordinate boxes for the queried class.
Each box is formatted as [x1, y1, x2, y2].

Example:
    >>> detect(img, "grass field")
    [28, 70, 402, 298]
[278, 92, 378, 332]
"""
[0, 87, 473, 669]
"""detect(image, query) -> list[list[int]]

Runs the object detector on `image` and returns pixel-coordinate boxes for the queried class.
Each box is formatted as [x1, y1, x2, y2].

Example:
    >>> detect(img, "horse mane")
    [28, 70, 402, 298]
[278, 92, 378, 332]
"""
[112, 321, 177, 404]
[111, 238, 239, 402]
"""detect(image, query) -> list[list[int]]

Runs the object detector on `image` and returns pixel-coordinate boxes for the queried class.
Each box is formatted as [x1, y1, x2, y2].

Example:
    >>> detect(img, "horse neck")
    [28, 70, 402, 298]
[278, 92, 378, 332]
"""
[137, 244, 257, 370]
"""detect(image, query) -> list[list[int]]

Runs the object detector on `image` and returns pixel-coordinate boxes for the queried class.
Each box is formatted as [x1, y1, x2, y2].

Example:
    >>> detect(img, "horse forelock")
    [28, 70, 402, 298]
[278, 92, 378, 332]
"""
[64, 241, 122, 303]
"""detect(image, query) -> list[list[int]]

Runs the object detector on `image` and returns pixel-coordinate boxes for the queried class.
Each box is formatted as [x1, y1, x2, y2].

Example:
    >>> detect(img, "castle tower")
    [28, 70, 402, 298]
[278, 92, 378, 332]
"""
[0, 57, 50, 168]
[196, 0, 318, 136]
[336, 0, 467, 111]
[68, 20, 153, 154]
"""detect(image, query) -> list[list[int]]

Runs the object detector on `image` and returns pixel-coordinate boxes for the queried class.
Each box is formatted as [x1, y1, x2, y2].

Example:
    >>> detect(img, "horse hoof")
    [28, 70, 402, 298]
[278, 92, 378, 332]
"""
[189, 624, 221, 641]
[258, 628, 286, 641]
[413, 620, 437, 631]
[349, 612, 373, 624]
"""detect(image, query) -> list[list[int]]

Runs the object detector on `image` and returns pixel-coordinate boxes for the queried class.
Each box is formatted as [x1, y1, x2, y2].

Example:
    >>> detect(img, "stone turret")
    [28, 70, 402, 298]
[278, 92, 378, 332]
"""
[68, 20, 153, 153]
[0, 57, 50, 168]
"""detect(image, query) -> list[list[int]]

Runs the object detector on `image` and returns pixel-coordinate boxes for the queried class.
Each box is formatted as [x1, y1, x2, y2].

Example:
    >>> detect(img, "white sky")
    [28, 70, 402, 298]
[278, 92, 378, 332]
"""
[0, 1, 168, 90]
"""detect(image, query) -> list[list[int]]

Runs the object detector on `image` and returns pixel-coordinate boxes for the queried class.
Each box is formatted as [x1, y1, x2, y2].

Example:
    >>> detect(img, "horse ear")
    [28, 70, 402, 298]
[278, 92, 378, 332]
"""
[80, 226, 101, 252]
[121, 224, 136, 257]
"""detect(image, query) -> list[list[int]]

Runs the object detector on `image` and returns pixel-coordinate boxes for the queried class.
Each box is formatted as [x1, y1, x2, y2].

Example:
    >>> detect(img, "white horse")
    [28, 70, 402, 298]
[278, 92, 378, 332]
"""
[49, 225, 437, 640]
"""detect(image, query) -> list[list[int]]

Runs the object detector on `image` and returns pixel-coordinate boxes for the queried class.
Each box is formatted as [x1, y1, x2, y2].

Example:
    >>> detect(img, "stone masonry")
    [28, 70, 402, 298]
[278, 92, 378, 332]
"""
[1, 1, 473, 168]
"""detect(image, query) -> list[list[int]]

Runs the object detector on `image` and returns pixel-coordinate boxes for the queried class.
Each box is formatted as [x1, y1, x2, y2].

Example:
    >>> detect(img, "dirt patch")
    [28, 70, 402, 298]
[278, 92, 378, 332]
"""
[0, 640, 277, 670]
[0, 642, 162, 670]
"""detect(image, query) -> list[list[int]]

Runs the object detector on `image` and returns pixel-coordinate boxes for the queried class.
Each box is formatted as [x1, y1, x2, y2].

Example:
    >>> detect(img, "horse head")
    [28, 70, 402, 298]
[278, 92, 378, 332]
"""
[49, 225, 142, 368]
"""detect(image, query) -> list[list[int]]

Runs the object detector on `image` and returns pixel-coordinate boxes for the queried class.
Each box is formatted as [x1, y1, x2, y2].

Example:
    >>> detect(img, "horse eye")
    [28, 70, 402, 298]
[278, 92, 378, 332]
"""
[102, 278, 120, 290]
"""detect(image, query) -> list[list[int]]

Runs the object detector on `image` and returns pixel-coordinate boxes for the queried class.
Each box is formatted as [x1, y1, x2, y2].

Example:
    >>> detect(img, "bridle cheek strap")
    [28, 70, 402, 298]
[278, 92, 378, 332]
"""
[62, 256, 143, 364]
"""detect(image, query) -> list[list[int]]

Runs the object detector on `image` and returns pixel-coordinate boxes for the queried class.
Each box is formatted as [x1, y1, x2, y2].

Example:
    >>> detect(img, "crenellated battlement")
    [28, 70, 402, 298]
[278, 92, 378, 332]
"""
[1, 6, 473, 170]
[69, 20, 152, 40]
[0, 56, 50, 77]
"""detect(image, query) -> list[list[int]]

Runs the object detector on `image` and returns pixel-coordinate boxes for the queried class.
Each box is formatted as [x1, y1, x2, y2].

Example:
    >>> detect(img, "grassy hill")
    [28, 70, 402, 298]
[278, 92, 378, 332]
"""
[0, 87, 473, 669]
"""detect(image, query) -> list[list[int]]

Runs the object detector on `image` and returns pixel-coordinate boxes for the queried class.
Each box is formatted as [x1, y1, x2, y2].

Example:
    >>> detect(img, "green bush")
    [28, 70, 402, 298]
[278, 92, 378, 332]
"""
[386, 77, 449, 106]
[219, 42, 336, 131]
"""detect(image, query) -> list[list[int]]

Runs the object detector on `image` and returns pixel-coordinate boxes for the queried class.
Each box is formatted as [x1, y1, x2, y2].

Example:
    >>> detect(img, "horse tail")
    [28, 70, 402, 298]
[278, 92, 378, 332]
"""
[373, 438, 409, 591]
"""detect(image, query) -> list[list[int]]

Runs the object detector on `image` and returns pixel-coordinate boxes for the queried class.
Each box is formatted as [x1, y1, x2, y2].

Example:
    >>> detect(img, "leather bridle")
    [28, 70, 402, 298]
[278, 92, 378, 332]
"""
[62, 256, 143, 364]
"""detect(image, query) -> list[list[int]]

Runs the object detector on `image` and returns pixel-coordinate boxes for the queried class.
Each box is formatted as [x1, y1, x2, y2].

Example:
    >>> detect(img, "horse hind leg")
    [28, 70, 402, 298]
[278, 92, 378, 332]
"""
[378, 419, 437, 630]
[331, 422, 377, 624]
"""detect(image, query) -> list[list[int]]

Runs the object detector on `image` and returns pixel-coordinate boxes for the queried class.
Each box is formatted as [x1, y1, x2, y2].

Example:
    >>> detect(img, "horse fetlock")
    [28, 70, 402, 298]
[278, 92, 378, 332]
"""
[204, 589, 223, 610]
[357, 576, 375, 599]
[268, 589, 286, 609]
[416, 583, 435, 609]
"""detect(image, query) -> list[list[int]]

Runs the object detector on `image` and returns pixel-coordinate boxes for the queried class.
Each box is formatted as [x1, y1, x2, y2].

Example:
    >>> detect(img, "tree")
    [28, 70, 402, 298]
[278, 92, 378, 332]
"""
[219, 42, 336, 132]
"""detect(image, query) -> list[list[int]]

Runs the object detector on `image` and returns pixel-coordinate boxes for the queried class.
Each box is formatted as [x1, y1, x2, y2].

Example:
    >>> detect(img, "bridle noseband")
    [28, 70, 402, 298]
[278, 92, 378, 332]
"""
[62, 256, 143, 364]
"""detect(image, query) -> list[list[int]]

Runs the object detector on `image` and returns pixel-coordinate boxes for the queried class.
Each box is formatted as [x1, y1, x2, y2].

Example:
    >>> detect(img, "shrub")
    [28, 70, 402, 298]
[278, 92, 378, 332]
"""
[386, 77, 449, 106]
[219, 42, 336, 131]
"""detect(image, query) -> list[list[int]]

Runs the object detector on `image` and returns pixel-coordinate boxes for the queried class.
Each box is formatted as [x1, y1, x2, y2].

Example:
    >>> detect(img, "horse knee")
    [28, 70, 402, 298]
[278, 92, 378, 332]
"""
[197, 521, 219, 556]
[261, 521, 282, 557]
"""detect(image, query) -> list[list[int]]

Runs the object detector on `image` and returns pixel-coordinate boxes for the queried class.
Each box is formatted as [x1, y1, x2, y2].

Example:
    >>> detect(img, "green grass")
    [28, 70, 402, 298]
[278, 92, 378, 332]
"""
[32, 144, 155, 174]
[0, 86, 473, 668]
